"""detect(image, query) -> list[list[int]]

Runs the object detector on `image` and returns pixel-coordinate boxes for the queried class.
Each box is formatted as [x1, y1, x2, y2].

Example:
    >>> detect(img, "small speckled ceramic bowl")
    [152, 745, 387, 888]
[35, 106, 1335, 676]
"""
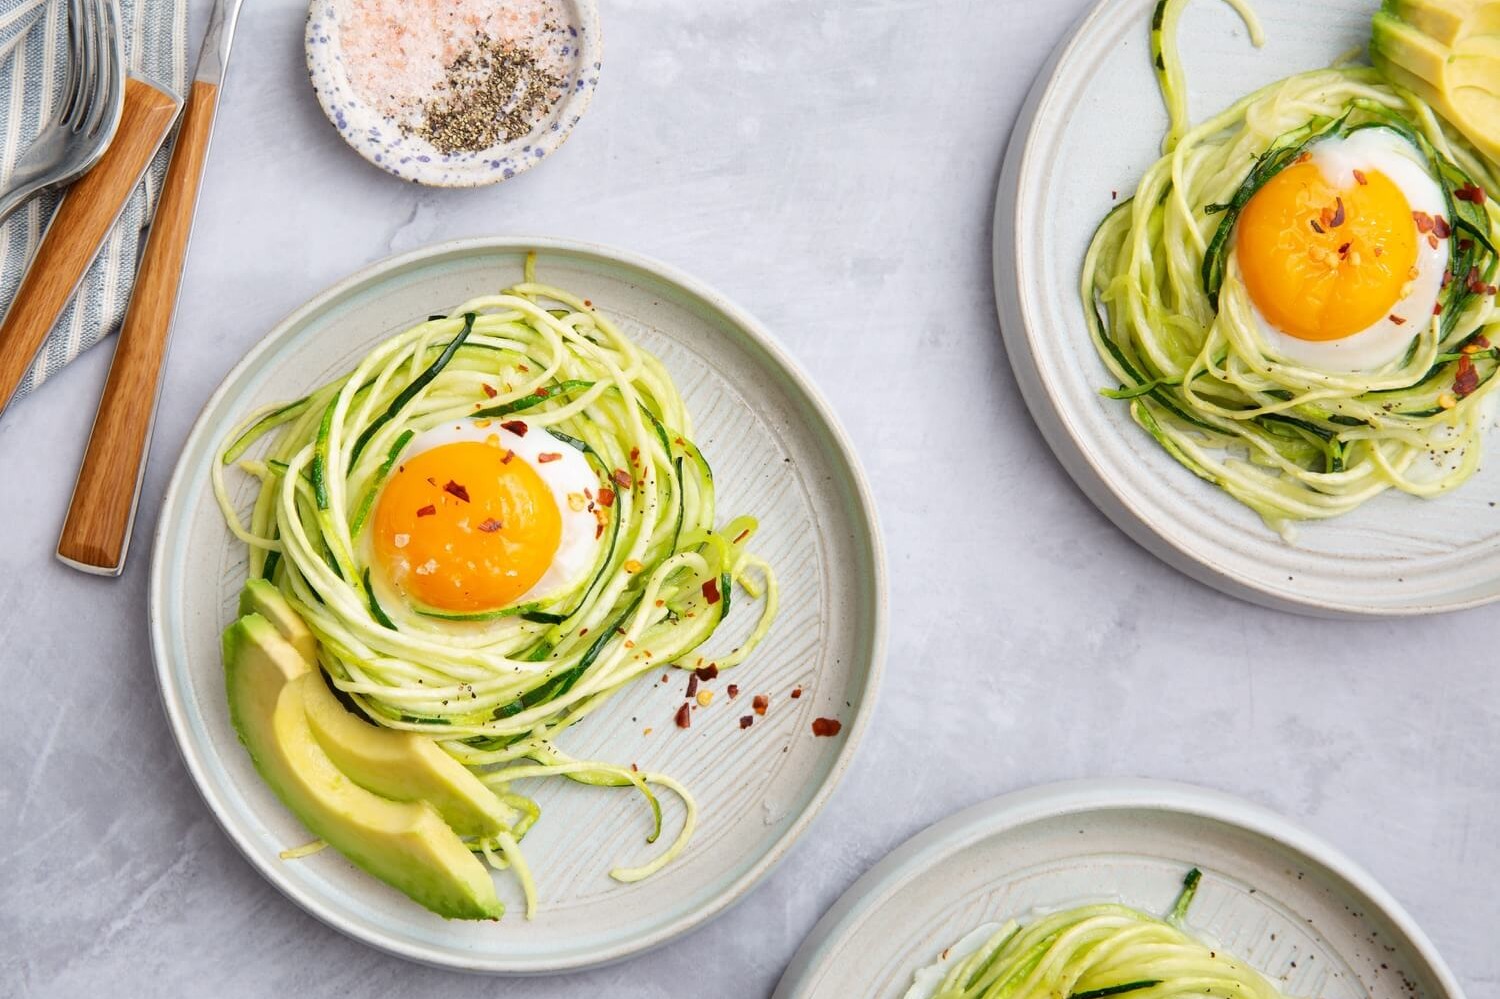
[305, 0, 601, 186]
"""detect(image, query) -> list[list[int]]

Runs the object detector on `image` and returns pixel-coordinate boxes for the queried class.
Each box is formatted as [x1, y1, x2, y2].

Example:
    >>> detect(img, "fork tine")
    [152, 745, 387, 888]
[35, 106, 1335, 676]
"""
[58, 0, 85, 126]
[83, 0, 121, 138]
[72, 0, 98, 134]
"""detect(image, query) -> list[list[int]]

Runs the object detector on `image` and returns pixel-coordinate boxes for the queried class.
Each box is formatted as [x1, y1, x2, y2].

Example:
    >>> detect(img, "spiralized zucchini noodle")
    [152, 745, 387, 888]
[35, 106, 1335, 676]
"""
[1085, 0, 1500, 531]
[908, 869, 1296, 999]
[214, 254, 777, 914]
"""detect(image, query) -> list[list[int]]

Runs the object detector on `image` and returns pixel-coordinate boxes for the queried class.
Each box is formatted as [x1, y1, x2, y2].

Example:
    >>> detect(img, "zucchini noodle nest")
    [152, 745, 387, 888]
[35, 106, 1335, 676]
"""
[911, 869, 1294, 999]
[1085, 0, 1500, 530]
[214, 254, 778, 914]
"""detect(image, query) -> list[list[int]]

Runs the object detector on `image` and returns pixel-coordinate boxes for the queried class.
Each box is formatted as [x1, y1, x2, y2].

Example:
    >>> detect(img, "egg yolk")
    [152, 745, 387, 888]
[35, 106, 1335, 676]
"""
[1235, 162, 1420, 341]
[372, 440, 561, 612]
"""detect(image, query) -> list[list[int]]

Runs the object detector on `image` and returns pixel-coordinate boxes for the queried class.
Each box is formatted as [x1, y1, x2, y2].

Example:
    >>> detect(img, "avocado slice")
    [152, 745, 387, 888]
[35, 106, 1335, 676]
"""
[299, 674, 511, 839]
[236, 581, 511, 838]
[1372, 0, 1500, 162]
[223, 614, 503, 920]
[239, 578, 318, 664]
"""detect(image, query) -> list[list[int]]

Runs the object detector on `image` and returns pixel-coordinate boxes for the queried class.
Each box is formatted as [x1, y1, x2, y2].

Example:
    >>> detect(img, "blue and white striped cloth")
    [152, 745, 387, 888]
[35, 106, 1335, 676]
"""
[0, 0, 185, 401]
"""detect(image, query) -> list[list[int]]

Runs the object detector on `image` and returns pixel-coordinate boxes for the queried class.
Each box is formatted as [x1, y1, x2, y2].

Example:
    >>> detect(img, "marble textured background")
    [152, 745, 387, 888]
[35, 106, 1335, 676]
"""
[2, 1, 1496, 995]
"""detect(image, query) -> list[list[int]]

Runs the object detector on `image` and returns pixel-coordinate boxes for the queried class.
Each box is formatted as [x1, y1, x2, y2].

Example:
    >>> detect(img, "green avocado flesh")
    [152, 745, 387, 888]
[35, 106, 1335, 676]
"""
[1372, 0, 1500, 162]
[243, 580, 511, 838]
[222, 613, 503, 920]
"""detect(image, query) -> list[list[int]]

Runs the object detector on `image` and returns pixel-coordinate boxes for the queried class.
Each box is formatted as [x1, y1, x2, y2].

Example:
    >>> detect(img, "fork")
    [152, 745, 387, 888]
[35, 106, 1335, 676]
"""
[0, 0, 125, 226]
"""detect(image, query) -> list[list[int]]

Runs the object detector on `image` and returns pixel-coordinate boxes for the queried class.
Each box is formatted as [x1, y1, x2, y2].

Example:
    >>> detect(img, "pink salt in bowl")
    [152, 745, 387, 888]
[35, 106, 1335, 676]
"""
[305, 0, 601, 186]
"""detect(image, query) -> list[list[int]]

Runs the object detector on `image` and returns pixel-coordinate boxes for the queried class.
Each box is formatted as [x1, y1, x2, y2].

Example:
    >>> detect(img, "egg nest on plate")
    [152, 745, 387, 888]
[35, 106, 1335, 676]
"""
[1085, 6, 1500, 531]
[214, 264, 777, 898]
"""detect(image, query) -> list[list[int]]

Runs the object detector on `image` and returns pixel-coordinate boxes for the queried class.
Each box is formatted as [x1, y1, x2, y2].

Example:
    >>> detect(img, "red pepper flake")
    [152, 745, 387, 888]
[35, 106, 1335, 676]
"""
[811, 718, 842, 737]
[1309, 219, 1325, 235]
[595, 523, 604, 539]
[687, 675, 699, 697]
[695, 664, 719, 681]
[752, 694, 769, 716]
[1456, 354, 1479, 397]
[739, 716, 753, 729]
[1389, 314, 1407, 326]
[1435, 302, 1445, 315]
[612, 468, 632, 488]
[1337, 241, 1351, 258]
[533, 387, 549, 398]
[443, 481, 470, 502]
[702, 578, 721, 604]
[727, 684, 740, 699]
[1353, 169, 1368, 186]
[481, 383, 498, 398]
[1467, 265, 1492, 295]
[596, 487, 616, 507]
[500, 420, 528, 436]
[1328, 196, 1346, 228]
[674, 703, 692, 729]
[425, 476, 438, 487]
[630, 763, 639, 772]
[1433, 215, 1452, 239]
[1460, 239, 1474, 254]
[1295, 151, 1312, 164]
[1413, 210, 1435, 234]
[733, 529, 750, 544]
[537, 452, 563, 463]
[1429, 233, 1441, 250]
[629, 447, 640, 464]
[791, 687, 803, 699]
[1456, 181, 1487, 204]
[416, 504, 436, 517]
[1477, 335, 1491, 349]
[477, 518, 502, 532]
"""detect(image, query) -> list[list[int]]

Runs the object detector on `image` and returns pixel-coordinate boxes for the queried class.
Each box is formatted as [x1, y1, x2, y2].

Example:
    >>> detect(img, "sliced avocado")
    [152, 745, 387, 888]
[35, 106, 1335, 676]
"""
[223, 614, 502, 920]
[1372, 0, 1500, 163]
[239, 578, 318, 664]
[300, 674, 511, 839]
[239, 580, 512, 838]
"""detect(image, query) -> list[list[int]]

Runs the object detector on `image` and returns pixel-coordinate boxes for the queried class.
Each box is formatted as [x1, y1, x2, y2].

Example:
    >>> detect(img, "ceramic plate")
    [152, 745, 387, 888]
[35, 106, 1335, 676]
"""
[995, 0, 1500, 617]
[774, 780, 1464, 999]
[150, 238, 884, 972]
[305, 0, 601, 186]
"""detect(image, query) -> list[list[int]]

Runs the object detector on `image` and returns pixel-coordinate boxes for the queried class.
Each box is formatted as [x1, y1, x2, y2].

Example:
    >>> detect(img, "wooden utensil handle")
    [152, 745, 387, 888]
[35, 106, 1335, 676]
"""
[0, 78, 180, 414]
[57, 80, 220, 575]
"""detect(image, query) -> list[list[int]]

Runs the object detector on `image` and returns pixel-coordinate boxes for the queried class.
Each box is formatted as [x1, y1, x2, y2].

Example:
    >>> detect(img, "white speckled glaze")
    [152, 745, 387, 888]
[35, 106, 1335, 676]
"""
[774, 780, 1466, 999]
[148, 238, 885, 972]
[304, 0, 601, 186]
[995, 0, 1500, 617]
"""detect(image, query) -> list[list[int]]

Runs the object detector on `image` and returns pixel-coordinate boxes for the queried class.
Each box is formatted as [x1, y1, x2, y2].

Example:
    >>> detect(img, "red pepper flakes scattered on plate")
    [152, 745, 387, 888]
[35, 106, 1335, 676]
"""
[752, 694, 769, 716]
[811, 718, 842, 737]
[674, 703, 691, 729]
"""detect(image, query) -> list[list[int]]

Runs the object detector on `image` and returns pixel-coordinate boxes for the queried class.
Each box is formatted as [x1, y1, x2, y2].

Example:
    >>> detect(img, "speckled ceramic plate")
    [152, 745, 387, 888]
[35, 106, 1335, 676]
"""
[305, 0, 601, 186]
[995, 0, 1500, 617]
[149, 238, 884, 972]
[774, 780, 1464, 999]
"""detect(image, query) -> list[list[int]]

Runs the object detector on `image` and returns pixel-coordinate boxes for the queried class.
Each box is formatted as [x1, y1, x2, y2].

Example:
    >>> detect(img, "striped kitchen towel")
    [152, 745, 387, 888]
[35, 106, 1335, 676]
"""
[0, 0, 186, 401]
